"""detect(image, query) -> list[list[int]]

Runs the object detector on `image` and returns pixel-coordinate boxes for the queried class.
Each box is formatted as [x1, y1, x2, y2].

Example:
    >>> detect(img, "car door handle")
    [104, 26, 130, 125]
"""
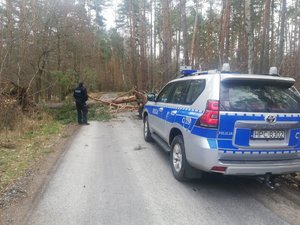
[159, 107, 164, 112]
[170, 110, 177, 116]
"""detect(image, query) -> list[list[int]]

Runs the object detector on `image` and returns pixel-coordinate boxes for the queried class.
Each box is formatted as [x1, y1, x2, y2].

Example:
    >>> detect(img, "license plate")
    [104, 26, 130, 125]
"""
[252, 130, 285, 140]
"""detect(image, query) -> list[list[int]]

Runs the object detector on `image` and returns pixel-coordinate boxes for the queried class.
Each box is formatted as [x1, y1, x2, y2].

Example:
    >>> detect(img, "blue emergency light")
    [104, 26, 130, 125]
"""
[180, 69, 198, 76]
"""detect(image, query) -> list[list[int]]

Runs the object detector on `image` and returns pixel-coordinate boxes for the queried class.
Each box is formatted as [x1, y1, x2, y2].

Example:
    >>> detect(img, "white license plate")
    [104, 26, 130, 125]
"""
[252, 130, 285, 140]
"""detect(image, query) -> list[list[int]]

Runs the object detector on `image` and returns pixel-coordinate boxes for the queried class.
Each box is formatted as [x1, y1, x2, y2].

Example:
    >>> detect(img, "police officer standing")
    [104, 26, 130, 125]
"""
[73, 81, 89, 125]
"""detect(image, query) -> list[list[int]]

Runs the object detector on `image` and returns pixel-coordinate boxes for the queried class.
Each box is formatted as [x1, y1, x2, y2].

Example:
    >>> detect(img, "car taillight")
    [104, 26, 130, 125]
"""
[211, 166, 227, 173]
[196, 100, 219, 128]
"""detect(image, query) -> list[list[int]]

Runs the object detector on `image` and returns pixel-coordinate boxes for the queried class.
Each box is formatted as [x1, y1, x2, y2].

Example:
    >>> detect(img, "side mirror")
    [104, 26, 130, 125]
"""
[147, 93, 156, 102]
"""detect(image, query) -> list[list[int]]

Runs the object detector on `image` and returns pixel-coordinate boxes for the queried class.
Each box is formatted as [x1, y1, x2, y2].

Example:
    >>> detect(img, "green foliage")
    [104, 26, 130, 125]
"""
[51, 70, 78, 88]
[50, 70, 78, 100]
[89, 105, 113, 121]
[109, 29, 125, 57]
[45, 101, 76, 124]
[82, 68, 97, 91]
[98, 32, 112, 60]
[45, 100, 112, 124]
[286, 6, 300, 19]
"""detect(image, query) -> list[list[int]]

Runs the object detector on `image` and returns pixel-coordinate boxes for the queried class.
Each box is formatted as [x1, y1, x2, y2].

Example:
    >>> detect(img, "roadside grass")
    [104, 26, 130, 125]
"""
[0, 119, 64, 195]
[0, 102, 112, 197]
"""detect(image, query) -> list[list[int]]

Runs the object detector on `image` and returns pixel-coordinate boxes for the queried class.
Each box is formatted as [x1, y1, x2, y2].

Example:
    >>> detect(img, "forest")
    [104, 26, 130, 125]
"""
[0, 0, 299, 103]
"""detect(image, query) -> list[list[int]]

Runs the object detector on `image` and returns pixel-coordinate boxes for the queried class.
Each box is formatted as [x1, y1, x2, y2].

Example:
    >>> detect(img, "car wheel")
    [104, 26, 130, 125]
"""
[170, 135, 193, 181]
[170, 136, 203, 181]
[144, 116, 153, 142]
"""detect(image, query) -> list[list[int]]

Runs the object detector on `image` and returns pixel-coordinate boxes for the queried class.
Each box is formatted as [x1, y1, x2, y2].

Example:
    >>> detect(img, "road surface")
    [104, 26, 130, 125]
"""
[25, 113, 300, 225]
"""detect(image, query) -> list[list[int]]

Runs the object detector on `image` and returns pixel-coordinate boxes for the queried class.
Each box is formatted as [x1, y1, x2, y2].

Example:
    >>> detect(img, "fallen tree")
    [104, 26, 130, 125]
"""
[88, 89, 147, 115]
[1, 80, 35, 112]
[88, 95, 138, 112]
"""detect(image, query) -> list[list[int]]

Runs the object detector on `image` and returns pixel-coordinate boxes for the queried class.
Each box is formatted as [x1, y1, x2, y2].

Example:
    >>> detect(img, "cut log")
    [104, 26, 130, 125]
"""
[112, 95, 137, 104]
[88, 95, 137, 110]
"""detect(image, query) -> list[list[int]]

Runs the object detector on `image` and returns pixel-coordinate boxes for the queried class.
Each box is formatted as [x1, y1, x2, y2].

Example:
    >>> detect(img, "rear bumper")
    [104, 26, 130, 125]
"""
[184, 134, 300, 176]
[220, 160, 300, 176]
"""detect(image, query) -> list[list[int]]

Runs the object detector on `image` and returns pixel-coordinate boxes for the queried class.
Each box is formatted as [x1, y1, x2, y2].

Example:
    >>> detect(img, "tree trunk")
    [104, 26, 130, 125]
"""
[180, 0, 189, 66]
[270, 0, 275, 65]
[138, 0, 147, 90]
[219, 0, 231, 67]
[224, 0, 231, 64]
[129, 0, 138, 89]
[5, 0, 14, 64]
[277, 0, 286, 70]
[190, 2, 199, 67]
[245, 0, 254, 74]
[259, 0, 271, 74]
[161, 0, 172, 82]
[218, 1, 225, 67]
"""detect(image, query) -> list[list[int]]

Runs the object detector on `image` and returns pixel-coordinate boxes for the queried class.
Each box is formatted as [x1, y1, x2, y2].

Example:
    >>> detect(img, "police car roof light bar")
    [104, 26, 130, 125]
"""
[180, 69, 198, 76]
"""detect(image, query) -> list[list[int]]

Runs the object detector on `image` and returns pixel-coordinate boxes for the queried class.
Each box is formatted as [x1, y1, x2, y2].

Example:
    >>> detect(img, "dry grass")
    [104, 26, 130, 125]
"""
[0, 104, 64, 195]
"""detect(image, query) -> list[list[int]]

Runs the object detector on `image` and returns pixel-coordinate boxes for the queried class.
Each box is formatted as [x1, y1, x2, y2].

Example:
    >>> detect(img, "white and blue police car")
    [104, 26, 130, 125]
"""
[143, 64, 300, 184]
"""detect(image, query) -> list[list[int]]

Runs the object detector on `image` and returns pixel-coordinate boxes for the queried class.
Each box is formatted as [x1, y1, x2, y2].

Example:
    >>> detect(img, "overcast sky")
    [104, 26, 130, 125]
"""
[102, 0, 121, 29]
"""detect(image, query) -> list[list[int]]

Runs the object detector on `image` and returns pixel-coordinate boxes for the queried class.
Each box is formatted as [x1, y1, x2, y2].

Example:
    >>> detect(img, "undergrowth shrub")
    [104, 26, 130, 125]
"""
[0, 98, 53, 139]
[44, 100, 76, 124]
[0, 100, 24, 131]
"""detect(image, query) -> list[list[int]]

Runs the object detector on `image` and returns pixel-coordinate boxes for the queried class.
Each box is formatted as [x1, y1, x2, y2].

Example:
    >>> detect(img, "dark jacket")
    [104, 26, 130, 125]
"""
[73, 83, 88, 104]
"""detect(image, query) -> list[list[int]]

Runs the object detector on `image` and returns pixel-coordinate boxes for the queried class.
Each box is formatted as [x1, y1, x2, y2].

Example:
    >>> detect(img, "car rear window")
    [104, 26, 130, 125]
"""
[220, 82, 300, 113]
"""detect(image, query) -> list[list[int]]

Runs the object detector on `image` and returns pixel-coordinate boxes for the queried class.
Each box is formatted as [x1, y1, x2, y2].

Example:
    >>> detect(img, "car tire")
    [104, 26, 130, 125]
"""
[144, 116, 153, 142]
[170, 135, 188, 181]
[170, 135, 202, 181]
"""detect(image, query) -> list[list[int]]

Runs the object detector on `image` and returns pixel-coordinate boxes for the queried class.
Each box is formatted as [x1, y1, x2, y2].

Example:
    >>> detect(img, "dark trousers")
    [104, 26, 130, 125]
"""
[76, 102, 88, 124]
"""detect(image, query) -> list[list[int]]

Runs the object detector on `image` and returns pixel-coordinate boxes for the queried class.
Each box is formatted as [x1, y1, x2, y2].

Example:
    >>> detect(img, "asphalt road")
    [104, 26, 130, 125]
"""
[25, 112, 300, 225]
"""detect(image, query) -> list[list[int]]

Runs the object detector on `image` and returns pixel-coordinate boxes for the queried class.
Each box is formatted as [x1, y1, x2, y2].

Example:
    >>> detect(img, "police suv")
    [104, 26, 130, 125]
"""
[143, 64, 300, 182]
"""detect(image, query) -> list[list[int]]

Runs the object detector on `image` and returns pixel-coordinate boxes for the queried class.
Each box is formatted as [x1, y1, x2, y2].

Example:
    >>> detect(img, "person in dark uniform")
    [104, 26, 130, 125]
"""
[73, 81, 89, 125]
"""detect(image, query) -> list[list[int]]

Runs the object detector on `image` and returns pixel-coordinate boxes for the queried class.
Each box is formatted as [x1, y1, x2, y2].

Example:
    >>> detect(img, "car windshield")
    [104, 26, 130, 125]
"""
[220, 81, 300, 113]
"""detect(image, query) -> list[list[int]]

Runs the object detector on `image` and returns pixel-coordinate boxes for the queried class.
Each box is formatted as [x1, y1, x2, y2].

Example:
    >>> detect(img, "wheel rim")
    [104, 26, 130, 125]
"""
[144, 120, 148, 137]
[173, 143, 182, 173]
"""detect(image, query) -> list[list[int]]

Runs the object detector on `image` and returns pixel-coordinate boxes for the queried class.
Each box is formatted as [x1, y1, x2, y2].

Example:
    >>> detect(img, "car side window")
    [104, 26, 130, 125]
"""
[156, 82, 175, 103]
[184, 79, 206, 105]
[169, 81, 190, 104]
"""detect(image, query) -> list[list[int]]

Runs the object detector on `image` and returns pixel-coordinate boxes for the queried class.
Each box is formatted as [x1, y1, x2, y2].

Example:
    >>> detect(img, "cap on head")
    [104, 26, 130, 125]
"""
[79, 81, 84, 87]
